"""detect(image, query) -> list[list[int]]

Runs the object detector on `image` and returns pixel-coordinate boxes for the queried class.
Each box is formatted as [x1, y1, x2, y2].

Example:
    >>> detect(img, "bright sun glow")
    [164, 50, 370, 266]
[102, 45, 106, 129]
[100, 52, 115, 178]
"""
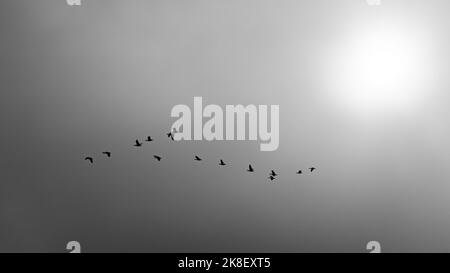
[326, 20, 435, 119]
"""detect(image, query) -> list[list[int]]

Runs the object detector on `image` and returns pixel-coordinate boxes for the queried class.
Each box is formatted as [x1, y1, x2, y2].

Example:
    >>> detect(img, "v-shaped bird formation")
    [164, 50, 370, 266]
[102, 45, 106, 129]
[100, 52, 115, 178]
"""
[84, 129, 317, 181]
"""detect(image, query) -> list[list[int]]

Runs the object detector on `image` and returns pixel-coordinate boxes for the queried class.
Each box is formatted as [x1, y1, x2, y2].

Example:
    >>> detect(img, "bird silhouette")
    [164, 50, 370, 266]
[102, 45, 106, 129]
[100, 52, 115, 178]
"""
[85, 129, 315, 178]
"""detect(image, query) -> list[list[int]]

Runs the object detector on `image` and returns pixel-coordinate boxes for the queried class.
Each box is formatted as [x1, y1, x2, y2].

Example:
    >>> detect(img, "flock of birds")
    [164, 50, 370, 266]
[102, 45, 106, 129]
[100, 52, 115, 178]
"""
[84, 129, 316, 181]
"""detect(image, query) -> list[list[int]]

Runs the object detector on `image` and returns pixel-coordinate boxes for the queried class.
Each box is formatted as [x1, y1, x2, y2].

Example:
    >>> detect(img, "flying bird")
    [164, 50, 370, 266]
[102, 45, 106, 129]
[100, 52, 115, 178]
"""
[153, 155, 162, 161]
[145, 136, 153, 142]
[219, 159, 226, 166]
[309, 167, 316, 173]
[102, 151, 111, 157]
[247, 164, 254, 172]
[134, 140, 142, 147]
[194, 155, 202, 161]
[268, 176, 275, 181]
[296, 170, 303, 174]
[270, 170, 277, 176]
[84, 157, 93, 164]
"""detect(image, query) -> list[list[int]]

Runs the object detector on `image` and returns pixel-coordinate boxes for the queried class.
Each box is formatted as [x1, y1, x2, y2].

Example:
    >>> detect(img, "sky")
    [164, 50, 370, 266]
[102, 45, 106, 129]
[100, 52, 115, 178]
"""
[1, 0, 450, 252]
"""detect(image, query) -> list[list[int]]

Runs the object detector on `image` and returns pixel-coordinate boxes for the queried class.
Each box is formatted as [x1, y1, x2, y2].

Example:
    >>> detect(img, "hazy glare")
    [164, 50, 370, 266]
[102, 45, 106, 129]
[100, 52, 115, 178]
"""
[1, 0, 450, 252]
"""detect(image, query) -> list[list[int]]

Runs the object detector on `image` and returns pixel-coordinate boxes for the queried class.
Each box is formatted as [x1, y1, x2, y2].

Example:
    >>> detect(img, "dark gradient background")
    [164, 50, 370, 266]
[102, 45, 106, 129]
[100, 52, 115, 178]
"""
[1, 0, 450, 252]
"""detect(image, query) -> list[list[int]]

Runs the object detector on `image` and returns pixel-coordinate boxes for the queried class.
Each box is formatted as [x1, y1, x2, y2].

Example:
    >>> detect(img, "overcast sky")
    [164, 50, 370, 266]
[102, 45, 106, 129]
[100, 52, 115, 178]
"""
[1, 0, 450, 252]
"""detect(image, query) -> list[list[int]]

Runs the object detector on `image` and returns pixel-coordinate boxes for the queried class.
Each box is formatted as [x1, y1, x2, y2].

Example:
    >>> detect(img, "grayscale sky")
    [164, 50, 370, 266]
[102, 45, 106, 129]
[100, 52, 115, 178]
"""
[1, 0, 450, 252]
